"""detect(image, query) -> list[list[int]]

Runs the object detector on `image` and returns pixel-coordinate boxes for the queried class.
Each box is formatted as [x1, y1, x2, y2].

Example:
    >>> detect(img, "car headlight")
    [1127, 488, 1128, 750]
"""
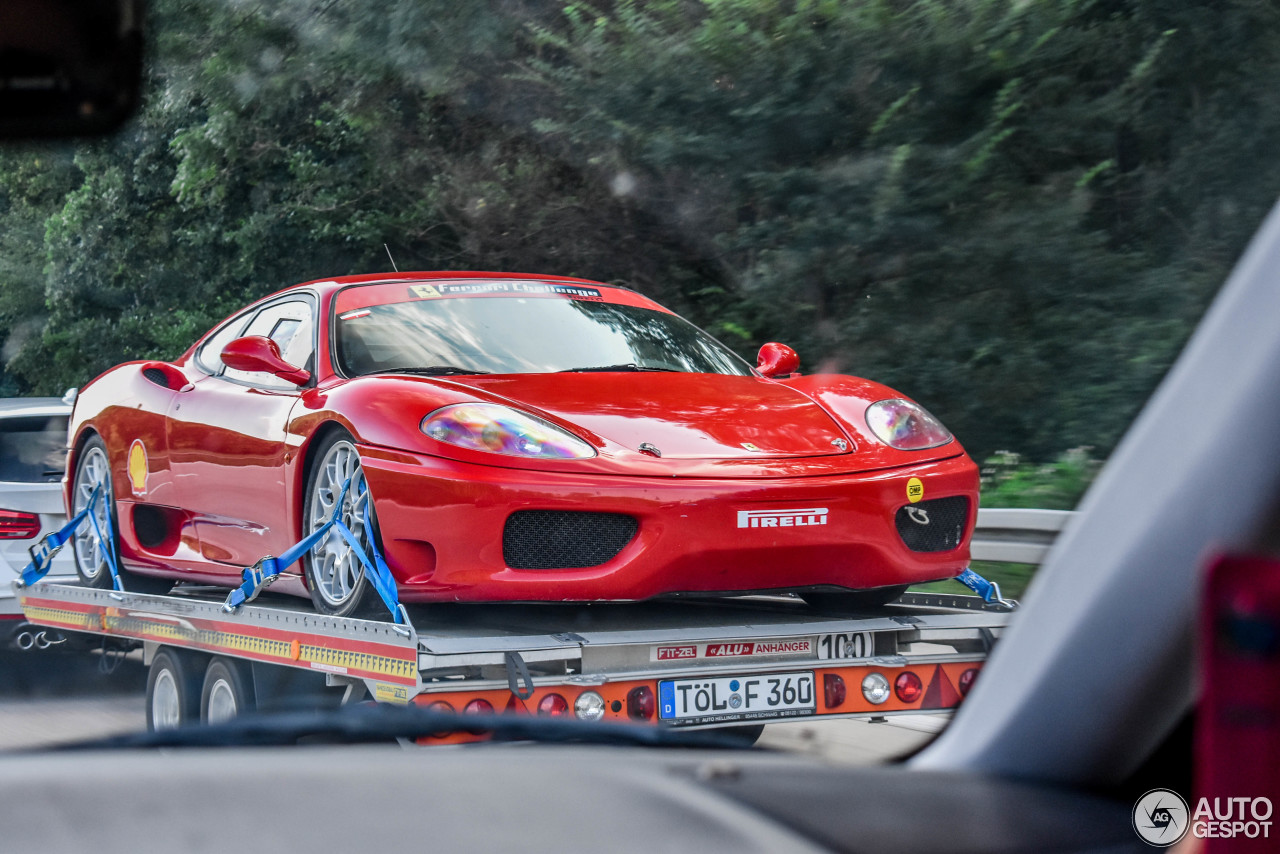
[865, 399, 953, 450]
[421, 403, 595, 459]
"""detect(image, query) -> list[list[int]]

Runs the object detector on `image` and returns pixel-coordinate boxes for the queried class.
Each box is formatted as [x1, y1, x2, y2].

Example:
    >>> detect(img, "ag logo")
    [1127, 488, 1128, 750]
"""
[1132, 788, 1189, 847]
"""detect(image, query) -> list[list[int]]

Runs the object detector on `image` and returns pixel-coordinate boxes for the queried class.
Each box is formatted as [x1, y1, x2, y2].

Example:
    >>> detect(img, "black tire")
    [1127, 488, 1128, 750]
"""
[200, 657, 257, 723]
[69, 435, 171, 594]
[801, 584, 910, 614]
[146, 648, 206, 731]
[301, 430, 384, 618]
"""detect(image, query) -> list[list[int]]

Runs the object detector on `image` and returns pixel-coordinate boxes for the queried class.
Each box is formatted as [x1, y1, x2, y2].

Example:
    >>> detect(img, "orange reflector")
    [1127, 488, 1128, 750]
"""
[920, 665, 962, 709]
[423, 701, 455, 738]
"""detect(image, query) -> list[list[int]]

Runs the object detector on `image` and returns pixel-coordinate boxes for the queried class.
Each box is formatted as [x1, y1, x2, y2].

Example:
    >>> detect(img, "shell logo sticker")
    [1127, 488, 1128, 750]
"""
[906, 477, 924, 504]
[127, 440, 148, 496]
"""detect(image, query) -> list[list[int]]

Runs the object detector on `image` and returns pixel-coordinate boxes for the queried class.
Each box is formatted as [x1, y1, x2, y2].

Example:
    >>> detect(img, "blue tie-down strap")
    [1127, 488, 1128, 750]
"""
[18, 483, 124, 592]
[223, 478, 407, 625]
[956, 567, 1015, 609]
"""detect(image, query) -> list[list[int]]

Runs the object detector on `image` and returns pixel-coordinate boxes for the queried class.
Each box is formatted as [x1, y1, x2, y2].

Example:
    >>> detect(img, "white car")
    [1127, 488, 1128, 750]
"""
[0, 395, 76, 634]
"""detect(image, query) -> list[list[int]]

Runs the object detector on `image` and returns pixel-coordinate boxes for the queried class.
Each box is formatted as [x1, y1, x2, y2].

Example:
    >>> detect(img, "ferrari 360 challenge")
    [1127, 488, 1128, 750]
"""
[65, 272, 978, 617]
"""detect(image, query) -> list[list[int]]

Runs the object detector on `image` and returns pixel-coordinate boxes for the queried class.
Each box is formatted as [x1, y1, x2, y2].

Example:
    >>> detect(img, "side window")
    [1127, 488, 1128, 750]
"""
[221, 299, 316, 389]
[194, 312, 253, 375]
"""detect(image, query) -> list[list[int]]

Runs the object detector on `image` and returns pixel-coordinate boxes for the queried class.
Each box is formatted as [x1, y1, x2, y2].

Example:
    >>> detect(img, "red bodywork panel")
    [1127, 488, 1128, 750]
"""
[66, 272, 979, 603]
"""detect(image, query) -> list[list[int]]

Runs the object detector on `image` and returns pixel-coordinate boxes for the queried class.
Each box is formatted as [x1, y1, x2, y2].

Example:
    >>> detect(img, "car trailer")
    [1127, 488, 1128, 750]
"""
[15, 578, 1012, 741]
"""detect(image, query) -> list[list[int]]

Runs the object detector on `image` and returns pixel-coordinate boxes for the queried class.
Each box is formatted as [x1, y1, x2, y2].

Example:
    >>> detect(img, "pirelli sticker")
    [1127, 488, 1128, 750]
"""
[650, 639, 813, 663]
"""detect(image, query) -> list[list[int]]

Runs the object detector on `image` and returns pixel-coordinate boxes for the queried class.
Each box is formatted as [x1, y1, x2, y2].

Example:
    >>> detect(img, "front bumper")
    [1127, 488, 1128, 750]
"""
[359, 445, 979, 603]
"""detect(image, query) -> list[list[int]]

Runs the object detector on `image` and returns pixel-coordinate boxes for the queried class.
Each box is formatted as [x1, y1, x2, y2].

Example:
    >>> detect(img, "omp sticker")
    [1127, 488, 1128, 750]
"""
[127, 440, 148, 496]
[650, 640, 813, 662]
[375, 682, 411, 705]
[737, 508, 828, 528]
[906, 477, 924, 504]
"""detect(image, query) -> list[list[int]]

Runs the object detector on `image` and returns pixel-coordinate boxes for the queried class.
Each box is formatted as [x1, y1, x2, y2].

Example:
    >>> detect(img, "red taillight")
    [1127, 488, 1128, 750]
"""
[958, 668, 978, 696]
[894, 671, 923, 703]
[463, 699, 494, 716]
[0, 509, 40, 540]
[823, 673, 846, 709]
[537, 693, 570, 717]
[462, 698, 495, 734]
[626, 686, 655, 721]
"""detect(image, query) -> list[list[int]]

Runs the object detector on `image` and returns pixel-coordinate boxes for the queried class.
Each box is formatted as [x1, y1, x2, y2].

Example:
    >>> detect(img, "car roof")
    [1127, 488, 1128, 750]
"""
[279, 271, 624, 299]
[0, 397, 72, 418]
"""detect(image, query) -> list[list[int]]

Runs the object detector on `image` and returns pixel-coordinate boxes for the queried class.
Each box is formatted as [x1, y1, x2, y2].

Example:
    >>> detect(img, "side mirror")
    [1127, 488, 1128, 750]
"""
[757, 342, 800, 378]
[221, 336, 311, 386]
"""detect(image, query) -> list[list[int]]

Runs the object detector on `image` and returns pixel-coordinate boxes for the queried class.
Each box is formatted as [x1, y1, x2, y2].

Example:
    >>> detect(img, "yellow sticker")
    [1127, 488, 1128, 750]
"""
[906, 477, 924, 504]
[127, 440, 148, 496]
[375, 682, 411, 705]
[409, 284, 441, 299]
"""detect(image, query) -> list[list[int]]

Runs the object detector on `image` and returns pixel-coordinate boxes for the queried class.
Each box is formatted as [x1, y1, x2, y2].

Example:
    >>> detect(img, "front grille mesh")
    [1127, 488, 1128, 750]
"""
[503, 510, 638, 569]
[895, 496, 969, 553]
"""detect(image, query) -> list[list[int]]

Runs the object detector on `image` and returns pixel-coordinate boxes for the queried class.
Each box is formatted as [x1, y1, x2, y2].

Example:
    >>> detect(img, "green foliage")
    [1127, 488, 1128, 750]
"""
[980, 448, 1102, 510]
[0, 0, 1277, 470]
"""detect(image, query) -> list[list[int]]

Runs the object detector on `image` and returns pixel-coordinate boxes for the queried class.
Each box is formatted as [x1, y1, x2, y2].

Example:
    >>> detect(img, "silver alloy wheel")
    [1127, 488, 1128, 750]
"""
[150, 669, 182, 730]
[72, 444, 112, 581]
[205, 678, 238, 723]
[307, 439, 371, 608]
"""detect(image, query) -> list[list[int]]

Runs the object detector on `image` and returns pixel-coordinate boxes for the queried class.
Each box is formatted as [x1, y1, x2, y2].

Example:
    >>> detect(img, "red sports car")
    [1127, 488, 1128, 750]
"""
[65, 272, 978, 617]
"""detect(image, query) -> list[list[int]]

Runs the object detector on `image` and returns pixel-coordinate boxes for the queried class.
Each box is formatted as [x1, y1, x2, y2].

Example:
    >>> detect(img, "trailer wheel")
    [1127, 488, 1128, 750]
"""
[201, 657, 256, 723]
[147, 648, 205, 731]
[801, 584, 909, 614]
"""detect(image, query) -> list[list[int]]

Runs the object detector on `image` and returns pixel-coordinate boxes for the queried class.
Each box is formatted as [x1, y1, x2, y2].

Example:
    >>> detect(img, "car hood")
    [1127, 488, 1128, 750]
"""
[449, 373, 852, 460]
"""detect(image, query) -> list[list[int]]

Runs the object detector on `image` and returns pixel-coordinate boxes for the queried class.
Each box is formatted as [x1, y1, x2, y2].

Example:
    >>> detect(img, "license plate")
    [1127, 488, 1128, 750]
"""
[816, 631, 873, 660]
[658, 671, 816, 725]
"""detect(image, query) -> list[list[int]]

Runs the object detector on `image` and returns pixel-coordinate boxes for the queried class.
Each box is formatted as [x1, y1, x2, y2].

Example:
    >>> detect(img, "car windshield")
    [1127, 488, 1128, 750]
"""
[335, 293, 754, 377]
[0, 0, 1274, 792]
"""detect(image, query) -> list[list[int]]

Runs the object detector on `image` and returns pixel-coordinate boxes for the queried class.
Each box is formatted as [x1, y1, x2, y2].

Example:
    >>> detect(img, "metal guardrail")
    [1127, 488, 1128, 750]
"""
[970, 508, 1074, 565]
